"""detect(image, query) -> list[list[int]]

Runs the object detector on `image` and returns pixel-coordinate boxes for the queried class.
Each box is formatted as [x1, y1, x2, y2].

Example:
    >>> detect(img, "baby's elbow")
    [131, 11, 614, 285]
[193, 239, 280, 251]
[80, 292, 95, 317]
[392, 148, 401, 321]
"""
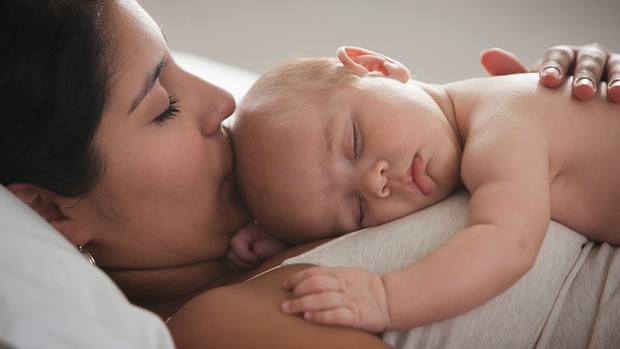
[514, 249, 537, 278]
[509, 233, 543, 278]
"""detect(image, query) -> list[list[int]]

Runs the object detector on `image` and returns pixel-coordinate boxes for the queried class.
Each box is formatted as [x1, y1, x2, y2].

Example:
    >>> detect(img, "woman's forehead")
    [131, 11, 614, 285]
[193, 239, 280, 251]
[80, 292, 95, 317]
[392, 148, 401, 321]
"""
[102, 0, 167, 112]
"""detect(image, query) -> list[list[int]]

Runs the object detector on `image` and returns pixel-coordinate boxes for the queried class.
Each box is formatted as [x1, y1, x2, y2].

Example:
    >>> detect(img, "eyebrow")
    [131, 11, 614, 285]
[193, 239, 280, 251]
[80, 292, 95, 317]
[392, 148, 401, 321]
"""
[322, 116, 348, 233]
[128, 55, 168, 115]
[325, 114, 338, 156]
[324, 113, 360, 232]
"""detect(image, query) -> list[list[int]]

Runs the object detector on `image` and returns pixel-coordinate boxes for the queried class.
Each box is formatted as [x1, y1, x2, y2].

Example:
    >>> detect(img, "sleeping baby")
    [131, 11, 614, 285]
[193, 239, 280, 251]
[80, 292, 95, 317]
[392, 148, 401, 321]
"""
[227, 46, 620, 332]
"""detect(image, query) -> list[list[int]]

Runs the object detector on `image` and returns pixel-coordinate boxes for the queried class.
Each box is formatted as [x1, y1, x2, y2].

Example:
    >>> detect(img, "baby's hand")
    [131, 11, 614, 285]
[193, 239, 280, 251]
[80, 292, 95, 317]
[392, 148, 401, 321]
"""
[225, 223, 287, 270]
[281, 266, 391, 333]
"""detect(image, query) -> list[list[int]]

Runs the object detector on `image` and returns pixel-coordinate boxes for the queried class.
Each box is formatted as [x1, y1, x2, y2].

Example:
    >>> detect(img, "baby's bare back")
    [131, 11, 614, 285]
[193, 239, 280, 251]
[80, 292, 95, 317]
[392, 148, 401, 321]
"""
[454, 74, 620, 245]
[544, 81, 620, 245]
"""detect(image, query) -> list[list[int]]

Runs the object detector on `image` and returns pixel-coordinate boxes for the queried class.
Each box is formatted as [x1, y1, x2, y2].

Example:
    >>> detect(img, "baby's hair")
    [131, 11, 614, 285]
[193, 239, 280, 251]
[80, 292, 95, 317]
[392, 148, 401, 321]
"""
[242, 57, 358, 106]
[233, 57, 361, 241]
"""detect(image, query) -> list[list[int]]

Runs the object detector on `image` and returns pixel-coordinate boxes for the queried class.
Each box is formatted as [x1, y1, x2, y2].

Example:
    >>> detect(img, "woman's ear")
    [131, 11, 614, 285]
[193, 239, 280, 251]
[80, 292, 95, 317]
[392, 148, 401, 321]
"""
[337, 46, 411, 83]
[7, 183, 90, 246]
[7, 183, 61, 221]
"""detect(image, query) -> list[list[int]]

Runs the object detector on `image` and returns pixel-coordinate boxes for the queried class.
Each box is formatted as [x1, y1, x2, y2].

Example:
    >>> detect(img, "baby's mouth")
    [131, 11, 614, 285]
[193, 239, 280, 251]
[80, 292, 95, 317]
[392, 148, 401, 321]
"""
[409, 154, 431, 195]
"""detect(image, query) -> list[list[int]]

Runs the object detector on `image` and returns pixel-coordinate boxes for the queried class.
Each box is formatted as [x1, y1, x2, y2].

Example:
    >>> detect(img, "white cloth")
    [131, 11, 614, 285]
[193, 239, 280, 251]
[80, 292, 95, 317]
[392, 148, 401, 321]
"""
[0, 187, 175, 349]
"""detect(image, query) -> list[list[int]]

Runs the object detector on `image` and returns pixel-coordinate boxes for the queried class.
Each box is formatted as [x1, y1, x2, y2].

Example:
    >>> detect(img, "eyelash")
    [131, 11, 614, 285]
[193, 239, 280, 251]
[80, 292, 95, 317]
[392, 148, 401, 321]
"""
[357, 194, 366, 229]
[154, 96, 180, 125]
[352, 122, 362, 160]
[352, 122, 365, 227]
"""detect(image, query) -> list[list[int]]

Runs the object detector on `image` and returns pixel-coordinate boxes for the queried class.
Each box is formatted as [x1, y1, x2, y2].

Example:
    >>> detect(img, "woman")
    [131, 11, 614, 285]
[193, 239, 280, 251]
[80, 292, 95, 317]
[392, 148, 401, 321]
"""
[0, 0, 617, 347]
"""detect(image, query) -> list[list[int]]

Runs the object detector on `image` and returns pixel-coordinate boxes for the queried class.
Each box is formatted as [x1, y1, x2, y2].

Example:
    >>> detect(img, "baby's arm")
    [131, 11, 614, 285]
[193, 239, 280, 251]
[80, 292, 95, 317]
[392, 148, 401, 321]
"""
[226, 222, 287, 270]
[282, 111, 551, 331]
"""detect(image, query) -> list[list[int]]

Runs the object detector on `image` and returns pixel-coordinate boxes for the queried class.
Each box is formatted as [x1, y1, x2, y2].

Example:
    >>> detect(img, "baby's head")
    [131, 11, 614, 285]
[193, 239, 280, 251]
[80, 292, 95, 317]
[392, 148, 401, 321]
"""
[232, 56, 353, 243]
[231, 47, 460, 244]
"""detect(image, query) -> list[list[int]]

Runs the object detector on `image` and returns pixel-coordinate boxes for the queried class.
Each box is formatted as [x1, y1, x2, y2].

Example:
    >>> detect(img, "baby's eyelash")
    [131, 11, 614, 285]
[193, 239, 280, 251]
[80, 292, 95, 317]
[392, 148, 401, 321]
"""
[353, 122, 362, 159]
[358, 194, 366, 229]
[154, 96, 180, 125]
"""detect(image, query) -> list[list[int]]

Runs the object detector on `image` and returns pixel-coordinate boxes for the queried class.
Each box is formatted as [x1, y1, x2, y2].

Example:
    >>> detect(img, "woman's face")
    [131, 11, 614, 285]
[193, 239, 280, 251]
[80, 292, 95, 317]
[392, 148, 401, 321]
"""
[68, 0, 252, 270]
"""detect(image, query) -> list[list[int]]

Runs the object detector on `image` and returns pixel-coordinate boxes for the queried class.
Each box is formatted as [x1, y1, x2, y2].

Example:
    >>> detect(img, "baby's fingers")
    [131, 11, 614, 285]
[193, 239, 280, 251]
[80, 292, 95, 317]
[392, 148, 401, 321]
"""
[283, 266, 335, 290]
[282, 291, 347, 315]
[303, 307, 357, 328]
[224, 249, 259, 270]
[288, 274, 342, 297]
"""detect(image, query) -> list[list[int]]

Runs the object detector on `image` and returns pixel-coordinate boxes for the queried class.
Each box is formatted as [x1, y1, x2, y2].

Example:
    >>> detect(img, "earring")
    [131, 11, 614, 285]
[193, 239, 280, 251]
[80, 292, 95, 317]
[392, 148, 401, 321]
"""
[78, 245, 97, 266]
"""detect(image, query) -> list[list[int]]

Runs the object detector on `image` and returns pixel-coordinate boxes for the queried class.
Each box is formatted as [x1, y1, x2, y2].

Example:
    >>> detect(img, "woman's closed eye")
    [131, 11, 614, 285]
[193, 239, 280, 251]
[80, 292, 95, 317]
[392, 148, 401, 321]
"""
[154, 95, 180, 125]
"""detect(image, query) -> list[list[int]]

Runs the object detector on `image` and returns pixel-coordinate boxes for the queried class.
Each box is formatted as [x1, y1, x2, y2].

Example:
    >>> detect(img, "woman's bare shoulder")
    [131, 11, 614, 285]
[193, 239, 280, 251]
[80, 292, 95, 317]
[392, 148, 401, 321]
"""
[168, 264, 392, 349]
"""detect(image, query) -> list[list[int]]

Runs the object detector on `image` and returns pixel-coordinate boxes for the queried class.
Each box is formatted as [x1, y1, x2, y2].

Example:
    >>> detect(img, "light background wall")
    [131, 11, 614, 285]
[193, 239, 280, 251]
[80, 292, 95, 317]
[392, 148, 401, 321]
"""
[140, 0, 619, 84]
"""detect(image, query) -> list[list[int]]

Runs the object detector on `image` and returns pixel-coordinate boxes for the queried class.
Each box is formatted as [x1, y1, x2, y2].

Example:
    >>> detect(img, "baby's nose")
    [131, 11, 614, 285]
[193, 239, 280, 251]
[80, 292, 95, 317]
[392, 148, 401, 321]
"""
[362, 160, 391, 198]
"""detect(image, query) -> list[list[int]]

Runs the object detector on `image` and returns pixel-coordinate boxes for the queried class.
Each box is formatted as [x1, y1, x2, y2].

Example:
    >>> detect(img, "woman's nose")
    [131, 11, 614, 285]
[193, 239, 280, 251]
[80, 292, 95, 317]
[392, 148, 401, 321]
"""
[200, 82, 236, 135]
[361, 160, 391, 198]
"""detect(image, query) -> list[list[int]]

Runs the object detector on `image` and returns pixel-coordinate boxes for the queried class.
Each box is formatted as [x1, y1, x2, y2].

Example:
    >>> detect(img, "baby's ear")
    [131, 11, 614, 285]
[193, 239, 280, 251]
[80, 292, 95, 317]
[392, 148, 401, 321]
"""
[337, 46, 410, 82]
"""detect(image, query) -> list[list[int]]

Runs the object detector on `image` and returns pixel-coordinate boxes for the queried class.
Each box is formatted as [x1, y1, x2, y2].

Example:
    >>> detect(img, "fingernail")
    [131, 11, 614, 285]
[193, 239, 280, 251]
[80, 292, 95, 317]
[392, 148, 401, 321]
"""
[575, 77, 595, 90]
[609, 79, 620, 88]
[541, 66, 561, 79]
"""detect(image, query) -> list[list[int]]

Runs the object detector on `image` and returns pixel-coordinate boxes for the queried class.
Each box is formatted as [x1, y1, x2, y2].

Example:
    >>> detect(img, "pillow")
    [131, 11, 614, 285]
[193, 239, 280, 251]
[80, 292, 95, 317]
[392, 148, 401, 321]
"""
[0, 52, 259, 349]
[0, 185, 174, 348]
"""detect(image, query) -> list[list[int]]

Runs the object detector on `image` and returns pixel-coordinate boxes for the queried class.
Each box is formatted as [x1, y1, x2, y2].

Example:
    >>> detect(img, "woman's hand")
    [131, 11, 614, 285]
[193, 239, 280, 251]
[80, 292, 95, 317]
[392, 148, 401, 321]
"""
[480, 43, 620, 102]
[282, 266, 391, 333]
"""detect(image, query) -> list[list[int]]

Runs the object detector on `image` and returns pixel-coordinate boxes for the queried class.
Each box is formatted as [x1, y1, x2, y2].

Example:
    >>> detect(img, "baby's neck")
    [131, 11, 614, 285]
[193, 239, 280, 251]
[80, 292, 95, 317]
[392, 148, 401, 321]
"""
[410, 80, 463, 148]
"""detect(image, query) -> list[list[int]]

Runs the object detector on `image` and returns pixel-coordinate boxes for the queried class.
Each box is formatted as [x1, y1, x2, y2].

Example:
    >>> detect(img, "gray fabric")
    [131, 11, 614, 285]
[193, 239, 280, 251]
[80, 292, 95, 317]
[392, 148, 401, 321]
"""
[536, 242, 620, 349]
[283, 191, 618, 348]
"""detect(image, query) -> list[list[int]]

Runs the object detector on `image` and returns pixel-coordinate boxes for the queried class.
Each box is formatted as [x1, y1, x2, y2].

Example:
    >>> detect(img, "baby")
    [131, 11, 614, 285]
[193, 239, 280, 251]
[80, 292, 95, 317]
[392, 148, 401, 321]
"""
[229, 46, 620, 332]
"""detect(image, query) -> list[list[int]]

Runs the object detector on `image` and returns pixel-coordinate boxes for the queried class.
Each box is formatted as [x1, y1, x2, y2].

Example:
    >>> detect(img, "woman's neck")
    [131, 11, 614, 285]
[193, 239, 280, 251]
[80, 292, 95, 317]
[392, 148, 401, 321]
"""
[107, 259, 236, 319]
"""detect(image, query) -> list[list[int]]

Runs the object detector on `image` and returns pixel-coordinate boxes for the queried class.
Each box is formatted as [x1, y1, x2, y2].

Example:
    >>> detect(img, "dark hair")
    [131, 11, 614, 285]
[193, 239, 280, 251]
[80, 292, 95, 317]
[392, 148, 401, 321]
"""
[0, 0, 109, 197]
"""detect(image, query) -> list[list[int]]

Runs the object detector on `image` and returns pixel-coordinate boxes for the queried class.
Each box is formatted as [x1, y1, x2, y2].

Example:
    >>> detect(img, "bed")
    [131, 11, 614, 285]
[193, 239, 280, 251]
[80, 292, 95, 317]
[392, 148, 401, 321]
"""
[1, 52, 618, 348]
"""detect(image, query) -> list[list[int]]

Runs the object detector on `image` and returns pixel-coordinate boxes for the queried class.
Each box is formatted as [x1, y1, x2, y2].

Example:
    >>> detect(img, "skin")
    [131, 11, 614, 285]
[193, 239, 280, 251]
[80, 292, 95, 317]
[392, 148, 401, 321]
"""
[168, 244, 394, 349]
[228, 44, 620, 268]
[233, 49, 620, 332]
[5, 0, 620, 346]
[10, 0, 254, 313]
[6, 2, 401, 347]
[235, 72, 461, 242]
[481, 44, 620, 103]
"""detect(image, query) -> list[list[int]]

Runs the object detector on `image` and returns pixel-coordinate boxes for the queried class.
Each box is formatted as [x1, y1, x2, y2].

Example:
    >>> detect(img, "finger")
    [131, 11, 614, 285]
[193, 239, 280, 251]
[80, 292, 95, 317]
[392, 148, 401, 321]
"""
[303, 307, 357, 328]
[282, 291, 347, 315]
[479, 48, 530, 76]
[572, 45, 608, 101]
[539, 45, 574, 88]
[229, 238, 260, 265]
[290, 275, 342, 297]
[283, 266, 333, 290]
[224, 250, 258, 270]
[223, 251, 242, 270]
[252, 234, 287, 260]
[606, 53, 620, 103]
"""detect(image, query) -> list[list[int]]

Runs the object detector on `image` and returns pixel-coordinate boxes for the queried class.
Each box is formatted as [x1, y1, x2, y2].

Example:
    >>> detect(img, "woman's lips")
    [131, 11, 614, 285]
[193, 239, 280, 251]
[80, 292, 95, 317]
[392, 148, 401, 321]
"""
[409, 154, 431, 195]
